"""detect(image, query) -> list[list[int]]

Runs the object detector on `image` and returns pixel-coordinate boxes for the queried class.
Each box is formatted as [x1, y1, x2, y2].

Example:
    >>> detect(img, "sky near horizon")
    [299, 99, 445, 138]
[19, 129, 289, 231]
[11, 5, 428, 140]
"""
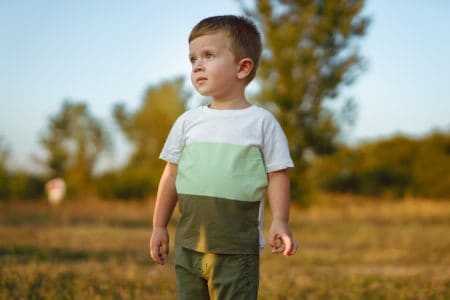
[1, 1, 449, 172]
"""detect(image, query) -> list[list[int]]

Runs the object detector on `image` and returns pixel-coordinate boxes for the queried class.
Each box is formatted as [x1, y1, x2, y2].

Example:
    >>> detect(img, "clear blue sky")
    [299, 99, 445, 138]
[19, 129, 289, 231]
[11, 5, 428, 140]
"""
[1, 1, 449, 172]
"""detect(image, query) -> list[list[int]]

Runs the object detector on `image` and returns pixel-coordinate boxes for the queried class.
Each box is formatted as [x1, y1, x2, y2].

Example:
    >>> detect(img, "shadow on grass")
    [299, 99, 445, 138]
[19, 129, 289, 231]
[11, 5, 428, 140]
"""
[0, 245, 149, 264]
[1, 213, 151, 228]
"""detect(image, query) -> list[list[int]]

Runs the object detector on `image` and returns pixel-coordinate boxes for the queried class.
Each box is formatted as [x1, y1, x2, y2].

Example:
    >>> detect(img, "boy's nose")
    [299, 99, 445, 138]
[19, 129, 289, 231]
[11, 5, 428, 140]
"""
[193, 61, 204, 72]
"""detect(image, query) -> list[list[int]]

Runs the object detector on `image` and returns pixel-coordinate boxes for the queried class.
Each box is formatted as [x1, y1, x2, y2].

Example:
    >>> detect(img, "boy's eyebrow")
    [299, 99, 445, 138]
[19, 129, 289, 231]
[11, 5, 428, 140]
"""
[189, 47, 216, 57]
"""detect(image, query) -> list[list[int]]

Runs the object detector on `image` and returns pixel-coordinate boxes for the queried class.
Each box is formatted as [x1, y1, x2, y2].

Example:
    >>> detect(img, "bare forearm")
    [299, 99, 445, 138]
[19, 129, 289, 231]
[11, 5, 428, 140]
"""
[267, 169, 298, 256]
[152, 163, 178, 228]
[267, 169, 291, 222]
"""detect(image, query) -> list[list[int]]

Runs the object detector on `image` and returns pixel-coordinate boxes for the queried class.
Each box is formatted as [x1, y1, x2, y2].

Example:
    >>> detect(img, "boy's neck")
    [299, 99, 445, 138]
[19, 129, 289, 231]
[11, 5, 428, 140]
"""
[209, 88, 251, 109]
[208, 98, 251, 110]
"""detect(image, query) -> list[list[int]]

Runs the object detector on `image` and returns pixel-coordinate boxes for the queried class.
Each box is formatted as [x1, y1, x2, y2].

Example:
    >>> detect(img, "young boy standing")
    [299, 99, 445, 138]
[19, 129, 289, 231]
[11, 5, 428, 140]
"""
[149, 15, 298, 299]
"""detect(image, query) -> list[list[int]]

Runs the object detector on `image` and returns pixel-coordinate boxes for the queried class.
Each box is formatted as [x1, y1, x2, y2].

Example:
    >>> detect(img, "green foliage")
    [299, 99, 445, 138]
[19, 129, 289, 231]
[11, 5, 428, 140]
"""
[0, 172, 45, 201]
[40, 101, 109, 195]
[0, 138, 45, 200]
[245, 0, 370, 203]
[96, 169, 155, 200]
[311, 131, 450, 198]
[6, 172, 46, 200]
[0, 137, 10, 199]
[323, 167, 411, 197]
[105, 77, 188, 200]
[0, 137, 8, 168]
[412, 132, 450, 198]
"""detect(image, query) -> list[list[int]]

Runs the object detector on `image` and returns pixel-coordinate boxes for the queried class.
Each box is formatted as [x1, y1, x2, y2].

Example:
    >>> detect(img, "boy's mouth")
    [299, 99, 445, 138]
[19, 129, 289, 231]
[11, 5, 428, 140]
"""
[196, 77, 207, 84]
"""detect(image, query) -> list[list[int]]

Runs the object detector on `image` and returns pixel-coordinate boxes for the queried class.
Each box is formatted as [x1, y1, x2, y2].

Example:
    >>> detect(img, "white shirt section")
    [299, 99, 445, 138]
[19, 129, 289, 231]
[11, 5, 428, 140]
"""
[160, 105, 294, 173]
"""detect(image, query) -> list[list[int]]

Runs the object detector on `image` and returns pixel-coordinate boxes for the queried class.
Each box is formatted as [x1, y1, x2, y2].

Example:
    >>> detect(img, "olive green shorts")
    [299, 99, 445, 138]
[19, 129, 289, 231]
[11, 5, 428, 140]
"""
[174, 245, 259, 300]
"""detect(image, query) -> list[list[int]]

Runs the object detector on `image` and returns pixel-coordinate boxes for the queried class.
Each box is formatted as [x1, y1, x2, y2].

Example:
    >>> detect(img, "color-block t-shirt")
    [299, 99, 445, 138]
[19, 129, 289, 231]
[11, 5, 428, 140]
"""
[160, 105, 294, 254]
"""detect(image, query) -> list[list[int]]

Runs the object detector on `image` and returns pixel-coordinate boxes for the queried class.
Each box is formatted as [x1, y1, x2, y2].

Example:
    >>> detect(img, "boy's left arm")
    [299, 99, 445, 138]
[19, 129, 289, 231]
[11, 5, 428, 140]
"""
[267, 169, 298, 256]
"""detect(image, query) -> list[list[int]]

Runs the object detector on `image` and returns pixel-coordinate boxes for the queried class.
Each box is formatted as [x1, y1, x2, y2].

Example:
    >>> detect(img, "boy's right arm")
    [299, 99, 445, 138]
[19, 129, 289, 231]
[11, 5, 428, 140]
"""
[149, 162, 178, 265]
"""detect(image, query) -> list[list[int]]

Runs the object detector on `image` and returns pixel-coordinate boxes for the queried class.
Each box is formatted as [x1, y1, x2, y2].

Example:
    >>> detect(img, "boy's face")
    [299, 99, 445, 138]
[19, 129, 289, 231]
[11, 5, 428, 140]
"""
[189, 31, 241, 101]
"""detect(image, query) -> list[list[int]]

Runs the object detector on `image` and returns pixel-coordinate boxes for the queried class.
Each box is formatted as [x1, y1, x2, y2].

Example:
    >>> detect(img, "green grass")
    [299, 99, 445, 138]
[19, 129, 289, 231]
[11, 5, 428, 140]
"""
[0, 197, 449, 299]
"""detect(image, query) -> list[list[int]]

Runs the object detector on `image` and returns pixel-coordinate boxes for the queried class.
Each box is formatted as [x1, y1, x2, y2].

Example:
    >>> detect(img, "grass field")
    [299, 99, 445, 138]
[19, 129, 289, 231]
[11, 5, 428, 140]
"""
[0, 196, 449, 299]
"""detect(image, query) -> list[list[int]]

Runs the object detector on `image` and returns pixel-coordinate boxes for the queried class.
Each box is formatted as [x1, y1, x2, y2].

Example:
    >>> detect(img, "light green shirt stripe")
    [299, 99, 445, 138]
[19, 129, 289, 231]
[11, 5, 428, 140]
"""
[176, 142, 268, 202]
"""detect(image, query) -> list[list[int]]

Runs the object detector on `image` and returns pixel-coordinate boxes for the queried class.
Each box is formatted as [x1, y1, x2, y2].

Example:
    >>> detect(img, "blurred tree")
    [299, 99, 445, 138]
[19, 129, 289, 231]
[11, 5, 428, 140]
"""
[413, 132, 450, 198]
[108, 77, 188, 199]
[0, 137, 46, 200]
[311, 131, 450, 199]
[244, 0, 370, 202]
[0, 137, 10, 199]
[0, 136, 8, 170]
[40, 101, 109, 195]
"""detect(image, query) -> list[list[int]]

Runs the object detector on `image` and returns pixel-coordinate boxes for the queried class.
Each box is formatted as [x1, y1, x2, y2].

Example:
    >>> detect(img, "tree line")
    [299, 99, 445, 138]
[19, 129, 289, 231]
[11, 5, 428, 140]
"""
[2, 108, 449, 203]
[309, 132, 450, 200]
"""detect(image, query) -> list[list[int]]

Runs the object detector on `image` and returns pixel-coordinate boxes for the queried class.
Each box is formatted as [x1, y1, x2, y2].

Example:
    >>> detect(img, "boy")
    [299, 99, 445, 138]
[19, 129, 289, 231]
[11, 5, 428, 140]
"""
[149, 15, 298, 299]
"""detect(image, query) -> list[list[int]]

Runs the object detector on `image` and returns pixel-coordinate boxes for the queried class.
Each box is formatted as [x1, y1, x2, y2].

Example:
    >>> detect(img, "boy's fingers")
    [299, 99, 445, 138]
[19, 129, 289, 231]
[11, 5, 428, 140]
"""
[272, 244, 285, 253]
[282, 235, 293, 256]
[284, 238, 298, 256]
[161, 241, 169, 257]
[290, 240, 299, 256]
[150, 243, 164, 265]
[150, 247, 160, 264]
[268, 232, 276, 246]
[289, 240, 298, 256]
[270, 235, 285, 253]
[268, 239, 277, 251]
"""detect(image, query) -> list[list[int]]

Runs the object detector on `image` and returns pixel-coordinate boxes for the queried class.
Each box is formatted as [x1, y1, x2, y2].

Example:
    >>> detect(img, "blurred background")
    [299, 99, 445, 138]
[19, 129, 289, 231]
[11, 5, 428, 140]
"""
[1, 0, 449, 299]
[1, 0, 449, 201]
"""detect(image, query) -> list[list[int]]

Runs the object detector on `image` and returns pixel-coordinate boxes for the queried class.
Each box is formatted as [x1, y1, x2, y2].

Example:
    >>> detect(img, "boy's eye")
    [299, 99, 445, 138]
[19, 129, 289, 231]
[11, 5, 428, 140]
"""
[205, 52, 214, 59]
[190, 57, 197, 64]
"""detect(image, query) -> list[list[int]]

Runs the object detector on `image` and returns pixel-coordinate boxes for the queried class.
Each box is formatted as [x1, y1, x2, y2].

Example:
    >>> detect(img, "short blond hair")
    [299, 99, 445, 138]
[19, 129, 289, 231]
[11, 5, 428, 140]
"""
[189, 15, 262, 83]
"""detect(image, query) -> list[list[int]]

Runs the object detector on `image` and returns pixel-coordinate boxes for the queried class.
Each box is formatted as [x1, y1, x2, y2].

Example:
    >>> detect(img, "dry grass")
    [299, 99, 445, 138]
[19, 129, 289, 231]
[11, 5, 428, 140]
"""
[0, 196, 449, 299]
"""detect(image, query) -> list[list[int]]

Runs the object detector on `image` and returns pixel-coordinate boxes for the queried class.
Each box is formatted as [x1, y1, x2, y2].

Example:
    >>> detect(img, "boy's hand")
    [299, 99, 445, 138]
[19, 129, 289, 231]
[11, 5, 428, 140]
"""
[149, 227, 169, 265]
[269, 219, 298, 256]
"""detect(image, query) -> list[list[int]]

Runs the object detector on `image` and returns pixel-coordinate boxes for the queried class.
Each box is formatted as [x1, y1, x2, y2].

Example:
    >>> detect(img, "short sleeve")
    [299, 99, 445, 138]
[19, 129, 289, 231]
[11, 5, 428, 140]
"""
[159, 115, 185, 164]
[262, 115, 294, 173]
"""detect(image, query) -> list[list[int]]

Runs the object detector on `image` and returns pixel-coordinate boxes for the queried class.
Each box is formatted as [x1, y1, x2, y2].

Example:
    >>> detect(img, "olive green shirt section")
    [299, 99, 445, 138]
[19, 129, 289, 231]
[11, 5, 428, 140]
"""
[175, 194, 260, 254]
[176, 142, 268, 202]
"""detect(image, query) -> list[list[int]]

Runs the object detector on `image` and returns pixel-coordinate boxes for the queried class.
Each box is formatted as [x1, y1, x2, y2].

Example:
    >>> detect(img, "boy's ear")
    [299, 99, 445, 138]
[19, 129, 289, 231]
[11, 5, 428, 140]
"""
[237, 58, 253, 80]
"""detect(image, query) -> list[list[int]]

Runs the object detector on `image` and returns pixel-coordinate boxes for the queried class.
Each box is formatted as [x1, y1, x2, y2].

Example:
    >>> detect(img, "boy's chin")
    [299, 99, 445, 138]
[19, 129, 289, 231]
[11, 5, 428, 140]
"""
[195, 89, 211, 97]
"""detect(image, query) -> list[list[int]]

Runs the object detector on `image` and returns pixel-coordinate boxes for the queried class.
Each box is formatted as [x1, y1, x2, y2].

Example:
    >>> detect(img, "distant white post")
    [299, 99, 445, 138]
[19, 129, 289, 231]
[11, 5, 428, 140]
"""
[45, 178, 66, 205]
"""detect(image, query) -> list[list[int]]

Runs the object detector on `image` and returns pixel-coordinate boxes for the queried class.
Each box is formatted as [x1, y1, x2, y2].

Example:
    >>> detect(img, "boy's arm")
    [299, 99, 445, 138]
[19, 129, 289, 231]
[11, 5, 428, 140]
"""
[267, 169, 298, 256]
[149, 162, 178, 265]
